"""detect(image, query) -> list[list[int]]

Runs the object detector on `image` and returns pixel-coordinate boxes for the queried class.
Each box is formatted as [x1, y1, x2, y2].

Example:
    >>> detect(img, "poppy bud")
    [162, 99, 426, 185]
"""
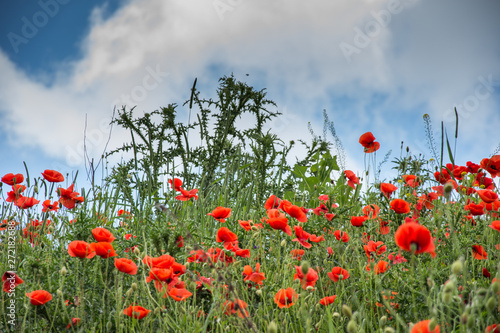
[466, 314, 475, 329]
[461, 313, 468, 324]
[126, 288, 133, 297]
[492, 280, 500, 293]
[451, 259, 463, 275]
[301, 261, 310, 276]
[443, 281, 455, 294]
[306, 285, 314, 292]
[332, 312, 341, 318]
[255, 289, 262, 296]
[131, 283, 137, 291]
[106, 322, 113, 331]
[379, 316, 387, 327]
[280, 239, 287, 247]
[60, 267, 68, 275]
[267, 321, 278, 333]
[429, 318, 438, 331]
[476, 288, 487, 300]
[442, 292, 452, 304]
[57, 289, 63, 297]
[346, 320, 357, 333]
[342, 304, 352, 318]
[384, 328, 395, 333]
[443, 182, 454, 200]
[251, 226, 260, 232]
[34, 185, 39, 194]
[486, 296, 496, 312]
[133, 247, 141, 256]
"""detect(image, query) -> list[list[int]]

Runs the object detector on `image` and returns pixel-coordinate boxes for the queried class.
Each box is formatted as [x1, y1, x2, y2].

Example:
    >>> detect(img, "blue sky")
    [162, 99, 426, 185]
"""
[1, 0, 500, 191]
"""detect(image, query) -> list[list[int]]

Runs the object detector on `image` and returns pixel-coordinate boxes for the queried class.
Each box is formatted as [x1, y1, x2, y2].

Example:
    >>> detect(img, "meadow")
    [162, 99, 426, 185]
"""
[1, 76, 499, 332]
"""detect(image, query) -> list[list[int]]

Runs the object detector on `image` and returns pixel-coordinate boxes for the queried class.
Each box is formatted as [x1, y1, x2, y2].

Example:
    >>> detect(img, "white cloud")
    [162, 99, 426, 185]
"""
[0, 0, 499, 184]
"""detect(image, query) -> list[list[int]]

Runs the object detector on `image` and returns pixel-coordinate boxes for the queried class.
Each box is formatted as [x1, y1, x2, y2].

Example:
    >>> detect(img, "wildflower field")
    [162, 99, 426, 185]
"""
[1, 77, 500, 332]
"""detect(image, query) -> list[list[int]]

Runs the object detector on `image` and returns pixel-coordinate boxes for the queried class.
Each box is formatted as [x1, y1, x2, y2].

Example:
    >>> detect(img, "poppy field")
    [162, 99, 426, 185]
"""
[1, 78, 500, 332]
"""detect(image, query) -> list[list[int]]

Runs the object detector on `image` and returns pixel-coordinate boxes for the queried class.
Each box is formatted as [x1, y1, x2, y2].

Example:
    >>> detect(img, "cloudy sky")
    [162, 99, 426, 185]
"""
[1, 0, 499, 190]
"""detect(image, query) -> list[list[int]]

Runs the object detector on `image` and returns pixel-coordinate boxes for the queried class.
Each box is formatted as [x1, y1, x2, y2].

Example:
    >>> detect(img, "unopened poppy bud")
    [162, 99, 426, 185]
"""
[492, 280, 500, 293]
[34, 185, 39, 194]
[346, 320, 357, 333]
[443, 281, 455, 293]
[255, 289, 262, 296]
[131, 283, 137, 291]
[442, 292, 452, 304]
[461, 313, 468, 324]
[384, 328, 395, 333]
[301, 261, 310, 275]
[267, 321, 278, 333]
[126, 288, 133, 297]
[451, 260, 463, 275]
[427, 278, 435, 288]
[379, 316, 387, 327]
[133, 247, 141, 256]
[57, 289, 63, 297]
[466, 314, 475, 329]
[486, 296, 496, 312]
[429, 318, 438, 331]
[154, 307, 161, 315]
[60, 267, 68, 275]
[342, 304, 352, 318]
[476, 288, 487, 299]
[332, 312, 341, 318]
[280, 239, 287, 247]
[443, 182, 454, 200]
[106, 322, 113, 331]
[251, 226, 260, 232]
[306, 285, 314, 292]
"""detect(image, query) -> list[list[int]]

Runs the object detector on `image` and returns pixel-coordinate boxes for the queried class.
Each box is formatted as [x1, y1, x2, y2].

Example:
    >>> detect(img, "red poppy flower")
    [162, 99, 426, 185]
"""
[327, 267, 349, 282]
[290, 249, 305, 260]
[390, 199, 411, 214]
[274, 288, 298, 308]
[168, 287, 192, 301]
[169, 178, 183, 191]
[292, 226, 311, 248]
[123, 305, 150, 319]
[319, 295, 337, 306]
[216, 227, 238, 243]
[114, 258, 138, 275]
[264, 195, 282, 210]
[359, 132, 380, 153]
[374, 260, 389, 274]
[489, 220, 500, 233]
[92, 228, 116, 243]
[267, 216, 292, 236]
[334, 230, 350, 242]
[293, 266, 318, 290]
[207, 206, 231, 223]
[364, 241, 387, 257]
[2, 271, 24, 293]
[309, 234, 325, 243]
[41, 170, 64, 182]
[26, 290, 52, 306]
[485, 324, 500, 333]
[90, 242, 116, 258]
[1, 173, 24, 185]
[243, 263, 266, 286]
[42, 200, 59, 212]
[394, 223, 435, 257]
[238, 220, 252, 231]
[363, 204, 379, 219]
[464, 201, 485, 216]
[15, 196, 40, 209]
[476, 189, 499, 203]
[480, 155, 500, 178]
[58, 184, 84, 209]
[68, 240, 95, 259]
[402, 175, 421, 187]
[344, 170, 359, 189]
[66, 318, 81, 329]
[6, 184, 26, 202]
[411, 319, 440, 333]
[175, 187, 198, 201]
[351, 216, 367, 227]
[472, 245, 487, 260]
[284, 204, 308, 223]
[483, 267, 491, 278]
[223, 299, 249, 318]
[146, 268, 173, 282]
